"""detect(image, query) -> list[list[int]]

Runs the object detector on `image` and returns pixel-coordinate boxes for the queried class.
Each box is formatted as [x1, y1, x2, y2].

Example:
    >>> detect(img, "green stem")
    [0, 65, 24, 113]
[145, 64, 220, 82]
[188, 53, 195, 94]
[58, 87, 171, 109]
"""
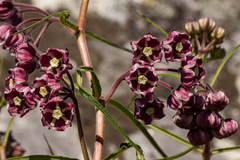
[212, 145, 240, 154]
[156, 147, 194, 160]
[209, 44, 240, 87]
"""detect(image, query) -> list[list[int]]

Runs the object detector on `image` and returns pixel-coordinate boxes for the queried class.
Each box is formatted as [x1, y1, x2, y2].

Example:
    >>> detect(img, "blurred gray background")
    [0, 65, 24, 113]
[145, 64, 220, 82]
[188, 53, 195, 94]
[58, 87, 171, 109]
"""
[1, 0, 240, 159]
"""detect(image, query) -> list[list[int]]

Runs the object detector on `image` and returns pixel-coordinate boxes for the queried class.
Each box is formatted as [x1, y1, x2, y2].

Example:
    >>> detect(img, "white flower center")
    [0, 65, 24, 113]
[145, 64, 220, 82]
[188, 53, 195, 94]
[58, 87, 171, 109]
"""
[52, 108, 63, 120]
[50, 57, 60, 68]
[142, 47, 152, 57]
[138, 75, 148, 85]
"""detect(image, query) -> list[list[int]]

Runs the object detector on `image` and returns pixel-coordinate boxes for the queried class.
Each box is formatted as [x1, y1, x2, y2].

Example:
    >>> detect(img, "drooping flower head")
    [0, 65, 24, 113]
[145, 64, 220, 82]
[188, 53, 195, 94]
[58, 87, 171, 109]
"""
[31, 74, 61, 103]
[5, 67, 28, 91]
[134, 93, 165, 124]
[188, 128, 213, 146]
[4, 84, 36, 117]
[205, 90, 229, 112]
[180, 56, 205, 87]
[125, 63, 158, 95]
[131, 34, 162, 65]
[41, 96, 74, 131]
[39, 48, 73, 80]
[0, 0, 14, 21]
[14, 43, 38, 74]
[2, 26, 24, 50]
[163, 31, 192, 62]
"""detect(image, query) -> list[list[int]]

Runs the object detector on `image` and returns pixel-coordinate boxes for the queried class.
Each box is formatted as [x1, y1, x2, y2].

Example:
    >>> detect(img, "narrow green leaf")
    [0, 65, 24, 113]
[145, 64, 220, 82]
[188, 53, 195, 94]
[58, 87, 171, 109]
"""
[43, 134, 54, 155]
[157, 73, 180, 79]
[12, 12, 63, 35]
[210, 44, 240, 87]
[78, 66, 102, 100]
[148, 124, 202, 152]
[212, 145, 240, 154]
[85, 30, 132, 53]
[108, 99, 167, 158]
[3, 115, 16, 146]
[78, 87, 143, 155]
[76, 69, 83, 87]
[5, 155, 78, 160]
[156, 147, 194, 160]
[135, 10, 168, 37]
[104, 142, 143, 160]
[60, 11, 79, 31]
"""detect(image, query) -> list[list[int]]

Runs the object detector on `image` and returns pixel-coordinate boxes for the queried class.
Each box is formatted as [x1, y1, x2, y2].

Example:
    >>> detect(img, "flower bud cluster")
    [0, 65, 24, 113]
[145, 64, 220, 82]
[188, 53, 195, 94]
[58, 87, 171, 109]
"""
[1, 1, 75, 131]
[185, 17, 225, 61]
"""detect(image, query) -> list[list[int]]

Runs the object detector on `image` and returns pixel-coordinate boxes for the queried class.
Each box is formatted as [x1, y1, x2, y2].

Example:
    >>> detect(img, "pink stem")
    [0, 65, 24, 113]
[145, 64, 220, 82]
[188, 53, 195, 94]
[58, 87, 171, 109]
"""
[14, 3, 49, 16]
[158, 80, 174, 90]
[155, 68, 179, 73]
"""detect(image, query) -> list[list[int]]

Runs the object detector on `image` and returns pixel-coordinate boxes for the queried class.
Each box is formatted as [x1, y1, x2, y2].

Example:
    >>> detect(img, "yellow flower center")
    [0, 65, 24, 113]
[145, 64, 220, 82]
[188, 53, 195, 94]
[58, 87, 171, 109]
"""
[39, 85, 49, 97]
[52, 108, 63, 120]
[13, 96, 22, 106]
[9, 78, 14, 88]
[176, 42, 183, 52]
[146, 108, 154, 115]
[138, 75, 148, 85]
[50, 57, 60, 68]
[142, 47, 152, 57]
[193, 67, 199, 77]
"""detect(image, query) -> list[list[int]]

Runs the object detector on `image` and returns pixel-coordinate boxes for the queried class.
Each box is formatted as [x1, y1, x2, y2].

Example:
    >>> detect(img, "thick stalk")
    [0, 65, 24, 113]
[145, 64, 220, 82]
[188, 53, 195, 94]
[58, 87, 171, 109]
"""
[202, 142, 212, 160]
[77, 0, 105, 160]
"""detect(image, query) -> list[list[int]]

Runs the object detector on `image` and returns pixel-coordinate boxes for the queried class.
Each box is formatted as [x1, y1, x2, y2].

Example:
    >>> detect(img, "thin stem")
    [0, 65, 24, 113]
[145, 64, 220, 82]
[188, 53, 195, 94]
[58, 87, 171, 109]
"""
[66, 70, 75, 93]
[104, 70, 130, 103]
[16, 18, 43, 29]
[14, 3, 50, 16]
[202, 142, 212, 160]
[194, 35, 201, 53]
[155, 68, 179, 73]
[0, 145, 5, 160]
[157, 80, 174, 90]
[203, 39, 216, 52]
[34, 22, 51, 47]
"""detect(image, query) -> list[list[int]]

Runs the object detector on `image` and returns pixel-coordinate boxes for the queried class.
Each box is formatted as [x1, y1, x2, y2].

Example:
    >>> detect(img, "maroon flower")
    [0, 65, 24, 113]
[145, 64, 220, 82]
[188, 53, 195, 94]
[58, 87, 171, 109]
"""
[0, 24, 11, 44]
[0, 0, 14, 21]
[195, 110, 222, 128]
[131, 34, 162, 65]
[212, 118, 238, 139]
[41, 96, 74, 131]
[5, 67, 28, 91]
[7, 8, 22, 26]
[39, 48, 73, 80]
[2, 26, 23, 50]
[163, 31, 192, 62]
[188, 128, 213, 146]
[125, 63, 158, 95]
[205, 90, 229, 112]
[180, 56, 205, 87]
[134, 93, 165, 124]
[31, 74, 60, 103]
[14, 43, 38, 74]
[173, 112, 195, 129]
[4, 84, 36, 117]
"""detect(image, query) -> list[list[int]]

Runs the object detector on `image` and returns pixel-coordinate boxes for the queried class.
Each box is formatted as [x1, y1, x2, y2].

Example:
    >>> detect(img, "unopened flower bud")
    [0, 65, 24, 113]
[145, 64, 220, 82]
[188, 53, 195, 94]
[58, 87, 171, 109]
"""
[212, 118, 238, 139]
[196, 110, 222, 128]
[198, 17, 216, 32]
[185, 21, 200, 35]
[211, 26, 225, 44]
[173, 112, 195, 129]
[205, 90, 229, 112]
[188, 128, 213, 146]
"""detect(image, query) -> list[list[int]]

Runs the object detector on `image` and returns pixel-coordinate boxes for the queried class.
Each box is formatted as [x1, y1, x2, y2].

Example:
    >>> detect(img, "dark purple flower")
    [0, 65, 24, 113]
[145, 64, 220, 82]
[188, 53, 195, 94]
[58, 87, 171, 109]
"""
[2, 26, 24, 50]
[131, 34, 162, 65]
[5, 67, 28, 91]
[31, 74, 61, 103]
[173, 112, 195, 129]
[188, 128, 213, 146]
[196, 110, 222, 128]
[212, 118, 238, 139]
[180, 56, 205, 87]
[163, 31, 192, 62]
[134, 93, 165, 124]
[205, 90, 229, 112]
[4, 84, 36, 117]
[125, 63, 158, 95]
[0, 0, 14, 21]
[41, 96, 74, 131]
[0, 24, 11, 44]
[39, 48, 73, 80]
[7, 8, 22, 26]
[14, 43, 38, 74]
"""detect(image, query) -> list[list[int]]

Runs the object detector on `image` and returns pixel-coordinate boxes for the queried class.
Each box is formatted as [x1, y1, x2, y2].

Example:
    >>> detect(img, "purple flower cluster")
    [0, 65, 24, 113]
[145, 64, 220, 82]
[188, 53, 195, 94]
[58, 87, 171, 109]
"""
[1, 0, 74, 131]
[125, 31, 193, 124]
